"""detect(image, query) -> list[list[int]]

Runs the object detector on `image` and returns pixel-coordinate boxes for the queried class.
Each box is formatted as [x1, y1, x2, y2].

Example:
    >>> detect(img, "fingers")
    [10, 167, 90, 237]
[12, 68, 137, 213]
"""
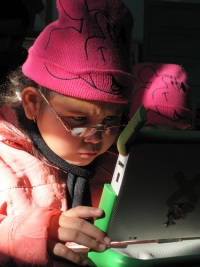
[60, 206, 108, 245]
[58, 226, 109, 251]
[50, 241, 88, 266]
[62, 206, 104, 219]
[48, 206, 110, 265]
[59, 213, 107, 245]
[49, 223, 109, 266]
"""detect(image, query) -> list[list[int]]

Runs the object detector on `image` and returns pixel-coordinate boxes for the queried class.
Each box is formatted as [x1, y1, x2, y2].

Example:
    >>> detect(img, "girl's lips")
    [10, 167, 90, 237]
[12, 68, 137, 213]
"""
[79, 152, 98, 159]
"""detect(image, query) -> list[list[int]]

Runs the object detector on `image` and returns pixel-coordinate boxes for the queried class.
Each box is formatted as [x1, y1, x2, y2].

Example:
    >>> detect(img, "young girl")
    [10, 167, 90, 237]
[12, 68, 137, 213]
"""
[0, 0, 133, 266]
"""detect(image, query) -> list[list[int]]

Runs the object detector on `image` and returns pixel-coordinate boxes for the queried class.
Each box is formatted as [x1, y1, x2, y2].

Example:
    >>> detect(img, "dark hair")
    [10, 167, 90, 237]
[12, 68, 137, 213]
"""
[0, 67, 56, 130]
[0, 67, 60, 169]
[0, 68, 63, 172]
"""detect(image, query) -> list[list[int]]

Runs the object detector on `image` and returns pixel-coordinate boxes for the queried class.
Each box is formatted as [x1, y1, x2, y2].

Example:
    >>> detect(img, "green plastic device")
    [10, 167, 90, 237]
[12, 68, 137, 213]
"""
[88, 106, 200, 267]
[94, 105, 147, 233]
[94, 183, 117, 233]
[88, 106, 148, 266]
[89, 249, 200, 267]
[117, 105, 147, 156]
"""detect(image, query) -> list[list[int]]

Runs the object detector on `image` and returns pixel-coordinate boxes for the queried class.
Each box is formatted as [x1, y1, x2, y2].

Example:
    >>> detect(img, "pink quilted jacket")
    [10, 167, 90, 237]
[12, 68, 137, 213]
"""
[0, 106, 116, 266]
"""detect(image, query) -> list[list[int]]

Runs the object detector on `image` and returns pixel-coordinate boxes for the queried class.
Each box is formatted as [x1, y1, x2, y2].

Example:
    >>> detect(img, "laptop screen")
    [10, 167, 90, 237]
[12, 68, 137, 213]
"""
[108, 130, 200, 242]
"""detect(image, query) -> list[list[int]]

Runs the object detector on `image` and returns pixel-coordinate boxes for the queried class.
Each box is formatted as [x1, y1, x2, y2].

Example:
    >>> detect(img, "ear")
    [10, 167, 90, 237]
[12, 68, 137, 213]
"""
[21, 87, 40, 120]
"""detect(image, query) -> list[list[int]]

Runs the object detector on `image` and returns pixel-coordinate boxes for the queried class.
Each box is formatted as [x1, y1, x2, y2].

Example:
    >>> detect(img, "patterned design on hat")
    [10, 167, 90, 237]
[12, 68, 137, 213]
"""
[130, 63, 194, 129]
[22, 0, 134, 103]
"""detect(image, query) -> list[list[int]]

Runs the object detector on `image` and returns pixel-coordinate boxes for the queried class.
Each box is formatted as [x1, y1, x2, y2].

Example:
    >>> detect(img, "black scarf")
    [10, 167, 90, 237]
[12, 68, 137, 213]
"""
[27, 122, 95, 209]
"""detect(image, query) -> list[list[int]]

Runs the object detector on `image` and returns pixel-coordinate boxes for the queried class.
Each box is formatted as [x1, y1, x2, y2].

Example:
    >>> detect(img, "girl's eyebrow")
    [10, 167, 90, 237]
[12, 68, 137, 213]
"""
[52, 97, 125, 116]
[61, 114, 122, 120]
[51, 106, 89, 116]
[57, 108, 123, 117]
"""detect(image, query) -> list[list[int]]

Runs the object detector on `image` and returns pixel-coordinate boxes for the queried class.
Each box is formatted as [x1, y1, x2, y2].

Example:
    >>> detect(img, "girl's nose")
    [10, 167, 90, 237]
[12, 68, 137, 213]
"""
[83, 130, 103, 144]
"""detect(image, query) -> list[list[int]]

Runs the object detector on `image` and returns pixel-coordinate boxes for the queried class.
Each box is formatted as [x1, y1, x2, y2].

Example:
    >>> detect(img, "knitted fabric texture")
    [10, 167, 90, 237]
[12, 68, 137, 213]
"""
[22, 0, 134, 103]
[129, 63, 194, 129]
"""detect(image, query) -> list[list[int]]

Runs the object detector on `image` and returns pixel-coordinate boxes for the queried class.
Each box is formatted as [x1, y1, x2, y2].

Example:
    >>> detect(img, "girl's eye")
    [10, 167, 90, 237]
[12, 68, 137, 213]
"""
[62, 116, 87, 127]
[104, 116, 121, 125]
[62, 116, 87, 122]
[73, 117, 87, 122]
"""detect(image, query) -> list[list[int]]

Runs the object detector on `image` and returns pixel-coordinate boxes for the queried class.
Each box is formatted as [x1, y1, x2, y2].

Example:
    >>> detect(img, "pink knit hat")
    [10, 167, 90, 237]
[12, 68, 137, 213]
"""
[129, 63, 194, 129]
[22, 0, 134, 103]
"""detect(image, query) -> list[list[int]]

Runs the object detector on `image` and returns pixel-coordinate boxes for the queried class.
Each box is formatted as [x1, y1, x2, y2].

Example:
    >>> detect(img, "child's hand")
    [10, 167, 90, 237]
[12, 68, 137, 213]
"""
[47, 206, 110, 266]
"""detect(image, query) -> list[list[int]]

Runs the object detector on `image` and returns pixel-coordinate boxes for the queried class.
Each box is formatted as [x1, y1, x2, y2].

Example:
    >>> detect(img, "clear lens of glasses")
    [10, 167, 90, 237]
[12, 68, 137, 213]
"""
[70, 125, 126, 137]
[38, 89, 127, 138]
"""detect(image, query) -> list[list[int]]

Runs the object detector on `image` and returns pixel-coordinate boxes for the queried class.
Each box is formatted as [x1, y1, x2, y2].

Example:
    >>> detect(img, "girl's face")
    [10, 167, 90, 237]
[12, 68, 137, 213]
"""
[23, 88, 125, 166]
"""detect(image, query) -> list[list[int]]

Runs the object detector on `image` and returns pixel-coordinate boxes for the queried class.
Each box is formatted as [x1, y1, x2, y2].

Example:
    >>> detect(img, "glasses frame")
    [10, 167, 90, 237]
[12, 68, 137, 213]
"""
[37, 89, 127, 138]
